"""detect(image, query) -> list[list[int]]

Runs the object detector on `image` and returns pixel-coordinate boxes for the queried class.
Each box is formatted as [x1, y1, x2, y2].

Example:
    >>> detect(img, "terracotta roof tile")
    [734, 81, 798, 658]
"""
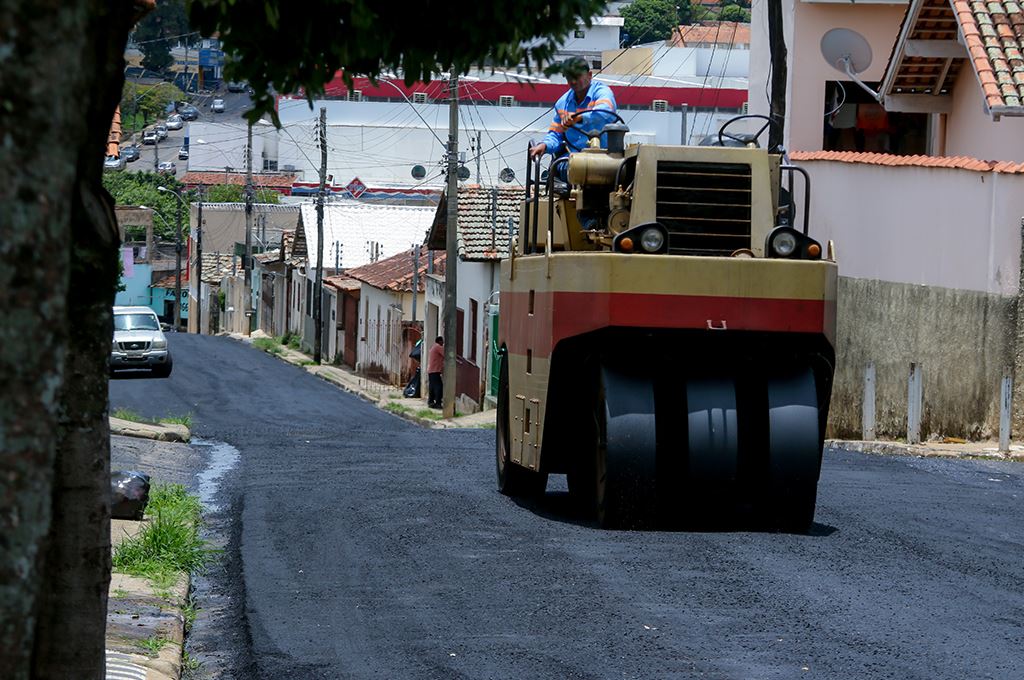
[428, 185, 524, 261]
[344, 250, 446, 292]
[789, 150, 1024, 173]
[181, 171, 297, 190]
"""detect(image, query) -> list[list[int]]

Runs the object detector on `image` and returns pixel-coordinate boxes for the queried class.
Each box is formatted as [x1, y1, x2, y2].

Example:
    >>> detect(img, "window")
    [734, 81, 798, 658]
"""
[262, 159, 278, 171]
[652, 99, 669, 113]
[305, 278, 312, 316]
[591, 60, 601, 70]
[498, 95, 516, 107]
[469, 299, 478, 363]
[412, 92, 427, 104]
[574, 29, 585, 38]
[348, 90, 362, 102]
[456, 307, 465, 357]
[363, 298, 368, 341]
[823, 81, 928, 155]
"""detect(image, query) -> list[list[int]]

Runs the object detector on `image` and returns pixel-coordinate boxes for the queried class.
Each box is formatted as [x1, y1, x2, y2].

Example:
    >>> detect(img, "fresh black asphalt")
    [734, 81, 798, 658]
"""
[110, 333, 1024, 679]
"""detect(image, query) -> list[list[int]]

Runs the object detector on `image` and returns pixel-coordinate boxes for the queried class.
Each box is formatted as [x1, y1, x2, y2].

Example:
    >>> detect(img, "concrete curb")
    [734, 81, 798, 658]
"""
[827, 439, 1024, 462]
[110, 417, 191, 443]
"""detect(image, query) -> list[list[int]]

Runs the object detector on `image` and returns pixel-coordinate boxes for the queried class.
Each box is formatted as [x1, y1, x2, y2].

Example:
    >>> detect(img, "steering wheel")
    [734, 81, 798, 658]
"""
[568, 108, 627, 138]
[717, 114, 781, 151]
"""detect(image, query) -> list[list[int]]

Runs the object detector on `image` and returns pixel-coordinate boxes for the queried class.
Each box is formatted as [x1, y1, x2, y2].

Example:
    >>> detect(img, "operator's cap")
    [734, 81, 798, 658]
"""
[561, 56, 591, 79]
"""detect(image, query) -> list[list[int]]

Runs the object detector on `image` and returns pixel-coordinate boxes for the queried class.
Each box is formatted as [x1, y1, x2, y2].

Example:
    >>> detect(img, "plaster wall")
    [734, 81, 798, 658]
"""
[794, 160, 1023, 295]
[829, 277, 1015, 440]
[749, 1, 906, 151]
[944, 68, 1024, 161]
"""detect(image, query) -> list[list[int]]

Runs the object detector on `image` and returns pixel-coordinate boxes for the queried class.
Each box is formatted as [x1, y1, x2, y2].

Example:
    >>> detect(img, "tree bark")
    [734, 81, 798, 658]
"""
[0, 1, 150, 678]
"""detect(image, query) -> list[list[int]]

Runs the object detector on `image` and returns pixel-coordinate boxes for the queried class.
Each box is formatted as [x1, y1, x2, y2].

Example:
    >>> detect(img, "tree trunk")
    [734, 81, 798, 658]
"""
[0, 2, 150, 678]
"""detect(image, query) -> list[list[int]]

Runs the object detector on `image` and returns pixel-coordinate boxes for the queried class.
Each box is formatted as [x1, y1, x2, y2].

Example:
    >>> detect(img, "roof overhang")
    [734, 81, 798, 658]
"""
[880, 0, 1024, 119]
[879, 0, 964, 114]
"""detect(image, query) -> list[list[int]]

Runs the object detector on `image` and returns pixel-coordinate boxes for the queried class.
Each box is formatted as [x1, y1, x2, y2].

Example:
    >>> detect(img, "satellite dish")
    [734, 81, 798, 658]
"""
[411, 164, 426, 179]
[457, 165, 471, 181]
[499, 167, 515, 183]
[821, 28, 873, 75]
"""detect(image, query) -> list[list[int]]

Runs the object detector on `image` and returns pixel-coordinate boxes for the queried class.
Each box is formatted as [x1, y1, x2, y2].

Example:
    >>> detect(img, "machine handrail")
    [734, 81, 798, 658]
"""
[780, 164, 811, 235]
[531, 153, 542, 253]
[547, 156, 570, 253]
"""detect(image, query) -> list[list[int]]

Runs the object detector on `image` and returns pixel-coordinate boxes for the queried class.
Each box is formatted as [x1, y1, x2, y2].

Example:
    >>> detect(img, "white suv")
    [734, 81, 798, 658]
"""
[110, 306, 172, 377]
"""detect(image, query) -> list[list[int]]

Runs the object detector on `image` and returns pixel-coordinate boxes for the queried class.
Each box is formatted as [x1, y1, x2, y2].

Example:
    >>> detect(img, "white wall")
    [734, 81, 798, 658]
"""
[796, 161, 1024, 295]
[356, 284, 403, 371]
[454, 260, 498, 369]
[274, 99, 687, 187]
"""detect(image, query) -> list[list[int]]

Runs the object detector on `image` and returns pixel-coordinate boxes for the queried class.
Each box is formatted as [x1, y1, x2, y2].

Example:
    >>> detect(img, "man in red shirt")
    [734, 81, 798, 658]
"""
[427, 336, 444, 408]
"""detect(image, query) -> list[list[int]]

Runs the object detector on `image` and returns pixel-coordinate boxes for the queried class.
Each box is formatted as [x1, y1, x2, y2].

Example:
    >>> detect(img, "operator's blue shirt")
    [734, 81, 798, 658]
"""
[542, 80, 617, 156]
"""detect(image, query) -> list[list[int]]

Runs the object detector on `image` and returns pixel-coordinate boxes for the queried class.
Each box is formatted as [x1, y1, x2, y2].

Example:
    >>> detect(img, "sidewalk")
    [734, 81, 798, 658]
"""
[106, 426, 197, 679]
[236, 333, 496, 430]
[106, 520, 190, 680]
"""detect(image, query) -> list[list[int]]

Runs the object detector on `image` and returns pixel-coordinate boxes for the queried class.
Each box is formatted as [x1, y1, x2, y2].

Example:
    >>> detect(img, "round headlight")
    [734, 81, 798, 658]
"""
[640, 227, 665, 253]
[771, 230, 797, 257]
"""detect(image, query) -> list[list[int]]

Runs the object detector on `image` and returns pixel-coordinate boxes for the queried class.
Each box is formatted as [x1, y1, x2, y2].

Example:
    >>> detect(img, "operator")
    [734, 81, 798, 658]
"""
[529, 56, 618, 163]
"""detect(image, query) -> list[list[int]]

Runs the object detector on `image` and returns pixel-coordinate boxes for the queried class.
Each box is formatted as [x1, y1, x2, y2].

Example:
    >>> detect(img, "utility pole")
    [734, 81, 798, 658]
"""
[443, 71, 459, 418]
[195, 188, 204, 334]
[244, 121, 253, 335]
[411, 245, 420, 323]
[475, 131, 481, 183]
[173, 194, 183, 330]
[767, 1, 788, 152]
[334, 241, 341, 275]
[153, 134, 159, 172]
[314, 106, 327, 364]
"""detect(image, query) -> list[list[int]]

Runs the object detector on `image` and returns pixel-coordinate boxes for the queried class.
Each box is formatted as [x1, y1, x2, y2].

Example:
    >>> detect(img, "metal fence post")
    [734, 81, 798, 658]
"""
[863, 362, 876, 441]
[907, 362, 923, 444]
[1000, 369, 1013, 453]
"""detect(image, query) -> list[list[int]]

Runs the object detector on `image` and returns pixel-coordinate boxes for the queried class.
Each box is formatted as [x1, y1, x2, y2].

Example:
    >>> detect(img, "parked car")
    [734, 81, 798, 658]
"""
[121, 145, 140, 162]
[226, 81, 246, 93]
[103, 154, 126, 171]
[165, 114, 183, 130]
[211, 98, 225, 113]
[142, 129, 157, 145]
[110, 306, 172, 377]
[155, 123, 168, 140]
[157, 161, 177, 175]
[178, 146, 189, 160]
[179, 104, 199, 121]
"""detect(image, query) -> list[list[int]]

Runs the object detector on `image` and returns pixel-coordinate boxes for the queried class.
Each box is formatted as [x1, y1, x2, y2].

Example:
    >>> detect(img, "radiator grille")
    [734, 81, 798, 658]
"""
[119, 340, 150, 351]
[655, 161, 752, 256]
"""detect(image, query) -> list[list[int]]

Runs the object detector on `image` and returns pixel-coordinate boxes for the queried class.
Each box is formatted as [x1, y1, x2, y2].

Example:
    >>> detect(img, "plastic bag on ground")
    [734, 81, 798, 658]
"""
[111, 470, 151, 520]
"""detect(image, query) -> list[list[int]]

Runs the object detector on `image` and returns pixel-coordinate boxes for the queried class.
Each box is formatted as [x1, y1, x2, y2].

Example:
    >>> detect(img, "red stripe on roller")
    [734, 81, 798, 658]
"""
[501, 291, 830, 358]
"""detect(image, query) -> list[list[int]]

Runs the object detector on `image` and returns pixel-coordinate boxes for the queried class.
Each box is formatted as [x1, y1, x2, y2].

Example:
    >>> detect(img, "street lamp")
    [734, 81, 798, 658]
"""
[157, 186, 187, 331]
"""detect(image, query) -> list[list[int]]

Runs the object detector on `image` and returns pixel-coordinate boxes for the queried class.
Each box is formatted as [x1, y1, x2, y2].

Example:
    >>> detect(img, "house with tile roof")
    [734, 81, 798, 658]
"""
[291, 201, 437, 355]
[425, 185, 524, 410]
[328, 249, 446, 381]
[743, 1, 1024, 441]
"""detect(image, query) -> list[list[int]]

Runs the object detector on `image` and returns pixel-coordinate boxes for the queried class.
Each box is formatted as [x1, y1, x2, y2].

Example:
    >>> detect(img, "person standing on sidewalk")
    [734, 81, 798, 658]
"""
[427, 336, 444, 408]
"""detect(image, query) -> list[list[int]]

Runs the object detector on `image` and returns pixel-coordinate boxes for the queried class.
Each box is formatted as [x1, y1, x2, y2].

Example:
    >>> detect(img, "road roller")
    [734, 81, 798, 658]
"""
[495, 113, 836, 531]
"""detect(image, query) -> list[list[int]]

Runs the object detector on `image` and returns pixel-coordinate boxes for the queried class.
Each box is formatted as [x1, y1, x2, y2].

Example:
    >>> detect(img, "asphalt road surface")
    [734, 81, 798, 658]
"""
[110, 334, 1024, 679]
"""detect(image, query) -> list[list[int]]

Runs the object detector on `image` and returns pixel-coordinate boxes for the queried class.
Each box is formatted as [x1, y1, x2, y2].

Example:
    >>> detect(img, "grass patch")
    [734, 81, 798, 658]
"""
[253, 337, 282, 354]
[113, 483, 211, 586]
[182, 650, 202, 676]
[277, 332, 301, 351]
[477, 422, 496, 430]
[159, 412, 193, 429]
[112, 407, 146, 423]
[415, 409, 445, 420]
[297, 359, 317, 366]
[112, 588, 129, 598]
[182, 594, 198, 634]
[140, 636, 168, 656]
[384, 402, 413, 415]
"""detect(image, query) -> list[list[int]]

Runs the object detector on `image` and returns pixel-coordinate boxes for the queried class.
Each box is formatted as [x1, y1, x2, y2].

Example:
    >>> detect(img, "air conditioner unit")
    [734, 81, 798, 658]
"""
[349, 90, 362, 102]
[412, 92, 427, 104]
[499, 95, 516, 107]
[741, 101, 749, 114]
[652, 99, 669, 112]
